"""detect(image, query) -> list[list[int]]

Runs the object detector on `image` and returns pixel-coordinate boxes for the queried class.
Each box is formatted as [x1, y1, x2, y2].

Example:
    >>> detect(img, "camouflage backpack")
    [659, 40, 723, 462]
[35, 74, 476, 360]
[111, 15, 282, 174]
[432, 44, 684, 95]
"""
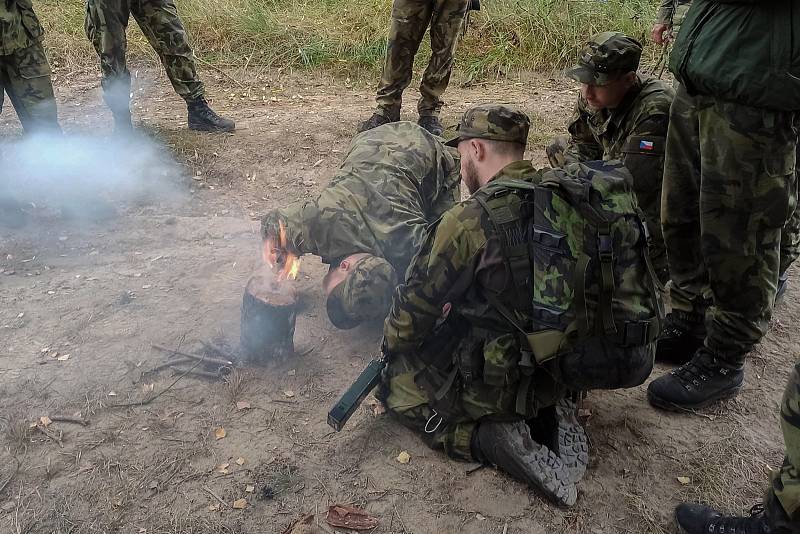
[474, 160, 663, 370]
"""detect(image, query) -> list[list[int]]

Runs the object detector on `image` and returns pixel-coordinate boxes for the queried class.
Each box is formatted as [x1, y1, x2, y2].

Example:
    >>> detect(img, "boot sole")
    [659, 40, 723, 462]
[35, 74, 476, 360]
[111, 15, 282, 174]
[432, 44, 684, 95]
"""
[188, 124, 235, 133]
[647, 383, 742, 412]
[520, 443, 578, 507]
[555, 401, 589, 483]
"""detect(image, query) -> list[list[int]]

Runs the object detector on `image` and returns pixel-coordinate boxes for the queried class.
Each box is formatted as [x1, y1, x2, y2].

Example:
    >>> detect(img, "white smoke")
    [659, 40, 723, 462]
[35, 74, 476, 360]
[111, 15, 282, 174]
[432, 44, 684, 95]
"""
[1, 132, 187, 221]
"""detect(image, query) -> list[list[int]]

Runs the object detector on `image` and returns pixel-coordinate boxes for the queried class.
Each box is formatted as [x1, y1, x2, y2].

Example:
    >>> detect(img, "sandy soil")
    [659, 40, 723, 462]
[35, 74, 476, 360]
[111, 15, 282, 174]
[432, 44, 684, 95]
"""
[0, 63, 797, 534]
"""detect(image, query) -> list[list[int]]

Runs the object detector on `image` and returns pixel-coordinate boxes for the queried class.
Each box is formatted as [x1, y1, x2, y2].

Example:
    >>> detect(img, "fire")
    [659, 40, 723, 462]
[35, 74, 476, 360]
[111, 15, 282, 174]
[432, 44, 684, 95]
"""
[263, 220, 301, 281]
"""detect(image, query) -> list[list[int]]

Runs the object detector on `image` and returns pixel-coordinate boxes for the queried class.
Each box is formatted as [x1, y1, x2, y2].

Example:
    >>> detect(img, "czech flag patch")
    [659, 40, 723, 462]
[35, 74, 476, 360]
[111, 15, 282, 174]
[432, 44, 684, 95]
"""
[639, 140, 655, 151]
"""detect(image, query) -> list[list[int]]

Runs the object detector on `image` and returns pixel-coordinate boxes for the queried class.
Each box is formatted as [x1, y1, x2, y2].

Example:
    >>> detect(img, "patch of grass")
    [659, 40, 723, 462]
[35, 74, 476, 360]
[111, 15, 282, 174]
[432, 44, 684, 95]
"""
[36, 0, 660, 79]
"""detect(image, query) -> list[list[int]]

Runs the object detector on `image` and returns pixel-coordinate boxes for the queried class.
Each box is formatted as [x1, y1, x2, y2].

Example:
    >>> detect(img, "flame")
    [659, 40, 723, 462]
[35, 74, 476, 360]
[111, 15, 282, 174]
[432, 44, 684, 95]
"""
[263, 220, 301, 281]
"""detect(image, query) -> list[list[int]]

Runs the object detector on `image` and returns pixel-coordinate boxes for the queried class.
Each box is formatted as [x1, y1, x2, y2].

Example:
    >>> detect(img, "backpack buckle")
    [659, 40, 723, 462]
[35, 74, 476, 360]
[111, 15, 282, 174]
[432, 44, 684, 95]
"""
[621, 320, 650, 347]
[597, 232, 614, 262]
[518, 350, 535, 375]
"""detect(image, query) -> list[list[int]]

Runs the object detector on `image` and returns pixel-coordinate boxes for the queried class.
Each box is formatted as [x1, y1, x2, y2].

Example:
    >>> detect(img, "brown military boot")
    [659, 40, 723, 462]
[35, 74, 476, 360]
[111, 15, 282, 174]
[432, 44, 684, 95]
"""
[471, 420, 577, 506]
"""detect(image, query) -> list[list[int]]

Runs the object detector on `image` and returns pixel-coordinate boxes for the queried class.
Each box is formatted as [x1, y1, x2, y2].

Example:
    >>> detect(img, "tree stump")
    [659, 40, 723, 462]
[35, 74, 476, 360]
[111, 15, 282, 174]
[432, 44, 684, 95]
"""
[240, 268, 297, 364]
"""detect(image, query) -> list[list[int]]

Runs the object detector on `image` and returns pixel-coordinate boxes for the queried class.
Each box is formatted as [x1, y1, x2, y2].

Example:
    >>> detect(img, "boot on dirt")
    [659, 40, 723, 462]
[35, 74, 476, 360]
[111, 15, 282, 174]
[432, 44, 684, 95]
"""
[418, 115, 443, 137]
[471, 419, 577, 506]
[358, 112, 397, 133]
[655, 310, 706, 365]
[675, 502, 775, 534]
[528, 399, 589, 484]
[647, 348, 744, 411]
[187, 97, 235, 133]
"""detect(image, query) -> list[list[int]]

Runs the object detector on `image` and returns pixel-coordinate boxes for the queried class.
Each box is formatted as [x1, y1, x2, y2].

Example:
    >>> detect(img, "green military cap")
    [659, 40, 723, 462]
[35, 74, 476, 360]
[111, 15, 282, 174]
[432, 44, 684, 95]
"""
[565, 31, 642, 86]
[445, 104, 530, 147]
[326, 255, 398, 329]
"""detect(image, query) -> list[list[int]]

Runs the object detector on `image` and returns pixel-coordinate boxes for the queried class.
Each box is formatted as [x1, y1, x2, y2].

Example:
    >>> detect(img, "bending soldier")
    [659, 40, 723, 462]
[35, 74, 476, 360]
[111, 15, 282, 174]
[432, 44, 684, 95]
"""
[261, 121, 461, 329]
[85, 0, 234, 133]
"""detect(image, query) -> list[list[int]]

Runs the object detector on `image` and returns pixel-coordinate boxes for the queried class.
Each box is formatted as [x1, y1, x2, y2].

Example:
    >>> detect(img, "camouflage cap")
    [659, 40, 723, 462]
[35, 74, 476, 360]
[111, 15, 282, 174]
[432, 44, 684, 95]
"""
[326, 255, 398, 330]
[565, 31, 642, 86]
[444, 104, 530, 147]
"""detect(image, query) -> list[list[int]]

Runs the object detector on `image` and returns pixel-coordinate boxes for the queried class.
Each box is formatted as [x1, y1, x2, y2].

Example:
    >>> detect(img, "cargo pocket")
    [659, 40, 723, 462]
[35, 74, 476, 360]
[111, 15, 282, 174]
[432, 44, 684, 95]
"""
[17, 48, 52, 81]
[482, 334, 520, 387]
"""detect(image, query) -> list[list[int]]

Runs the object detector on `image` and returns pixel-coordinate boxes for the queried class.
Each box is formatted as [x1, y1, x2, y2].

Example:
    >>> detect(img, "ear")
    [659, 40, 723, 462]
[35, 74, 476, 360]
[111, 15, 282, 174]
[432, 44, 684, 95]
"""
[624, 71, 637, 85]
[473, 139, 487, 162]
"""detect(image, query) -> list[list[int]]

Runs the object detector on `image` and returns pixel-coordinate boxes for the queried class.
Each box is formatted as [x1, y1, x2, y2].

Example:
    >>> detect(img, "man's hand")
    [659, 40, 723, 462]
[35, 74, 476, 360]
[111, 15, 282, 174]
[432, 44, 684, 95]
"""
[651, 23, 671, 45]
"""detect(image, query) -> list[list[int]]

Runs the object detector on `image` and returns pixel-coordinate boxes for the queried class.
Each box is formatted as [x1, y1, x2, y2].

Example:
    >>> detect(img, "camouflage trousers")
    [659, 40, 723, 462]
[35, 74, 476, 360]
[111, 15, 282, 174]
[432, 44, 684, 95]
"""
[85, 0, 204, 113]
[546, 136, 670, 285]
[375, 0, 470, 119]
[768, 361, 800, 530]
[662, 84, 798, 362]
[0, 41, 59, 134]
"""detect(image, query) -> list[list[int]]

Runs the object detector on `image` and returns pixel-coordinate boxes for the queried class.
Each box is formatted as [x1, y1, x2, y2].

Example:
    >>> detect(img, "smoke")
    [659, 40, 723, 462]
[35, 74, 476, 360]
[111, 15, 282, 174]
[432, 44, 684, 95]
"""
[1, 132, 187, 222]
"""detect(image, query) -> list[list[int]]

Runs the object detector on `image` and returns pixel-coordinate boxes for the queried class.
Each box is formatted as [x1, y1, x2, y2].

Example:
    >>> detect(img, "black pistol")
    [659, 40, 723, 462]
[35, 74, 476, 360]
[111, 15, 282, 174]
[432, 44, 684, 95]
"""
[327, 356, 386, 432]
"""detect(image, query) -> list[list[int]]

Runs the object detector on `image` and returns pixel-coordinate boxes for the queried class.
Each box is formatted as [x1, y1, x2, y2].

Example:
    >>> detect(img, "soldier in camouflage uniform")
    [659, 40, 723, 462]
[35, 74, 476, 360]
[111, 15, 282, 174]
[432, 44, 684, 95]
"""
[84, 0, 234, 132]
[261, 121, 461, 329]
[651, 0, 692, 45]
[547, 32, 674, 285]
[358, 0, 474, 137]
[0, 0, 60, 134]
[381, 104, 659, 507]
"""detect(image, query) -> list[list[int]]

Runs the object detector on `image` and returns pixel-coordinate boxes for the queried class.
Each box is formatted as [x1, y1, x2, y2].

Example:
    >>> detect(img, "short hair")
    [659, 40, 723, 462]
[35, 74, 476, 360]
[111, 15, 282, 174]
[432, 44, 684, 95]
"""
[481, 138, 526, 159]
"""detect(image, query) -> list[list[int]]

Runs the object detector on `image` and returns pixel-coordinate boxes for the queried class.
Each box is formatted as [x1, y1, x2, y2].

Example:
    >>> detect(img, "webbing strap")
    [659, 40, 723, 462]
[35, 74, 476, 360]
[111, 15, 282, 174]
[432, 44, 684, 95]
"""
[635, 207, 665, 333]
[596, 224, 617, 335]
[515, 375, 533, 417]
[574, 253, 591, 337]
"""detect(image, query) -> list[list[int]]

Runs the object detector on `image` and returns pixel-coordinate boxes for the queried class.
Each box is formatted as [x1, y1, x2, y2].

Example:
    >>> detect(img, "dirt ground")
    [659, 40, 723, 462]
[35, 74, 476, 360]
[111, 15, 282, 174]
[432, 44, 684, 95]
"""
[1, 63, 797, 534]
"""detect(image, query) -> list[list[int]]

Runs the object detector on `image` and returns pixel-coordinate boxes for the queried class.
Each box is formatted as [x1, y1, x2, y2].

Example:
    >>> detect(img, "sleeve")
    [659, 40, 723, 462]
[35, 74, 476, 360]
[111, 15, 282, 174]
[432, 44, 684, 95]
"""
[383, 208, 485, 355]
[563, 101, 604, 165]
[655, 0, 674, 25]
[619, 114, 669, 224]
[260, 206, 309, 256]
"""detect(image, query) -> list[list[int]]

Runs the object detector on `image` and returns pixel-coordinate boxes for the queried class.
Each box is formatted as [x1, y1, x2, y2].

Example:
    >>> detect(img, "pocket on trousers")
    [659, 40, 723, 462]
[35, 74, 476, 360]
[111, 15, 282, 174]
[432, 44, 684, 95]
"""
[18, 52, 52, 80]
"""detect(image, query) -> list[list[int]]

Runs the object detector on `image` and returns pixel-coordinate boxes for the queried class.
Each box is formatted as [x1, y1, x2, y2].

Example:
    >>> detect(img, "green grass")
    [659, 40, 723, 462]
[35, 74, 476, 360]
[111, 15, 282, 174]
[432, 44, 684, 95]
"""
[36, 0, 659, 79]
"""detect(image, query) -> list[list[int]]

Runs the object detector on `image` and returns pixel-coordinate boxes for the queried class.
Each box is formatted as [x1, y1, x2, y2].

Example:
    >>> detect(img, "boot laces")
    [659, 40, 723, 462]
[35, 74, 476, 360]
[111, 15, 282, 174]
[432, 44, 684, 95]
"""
[708, 503, 769, 534]
[672, 358, 719, 390]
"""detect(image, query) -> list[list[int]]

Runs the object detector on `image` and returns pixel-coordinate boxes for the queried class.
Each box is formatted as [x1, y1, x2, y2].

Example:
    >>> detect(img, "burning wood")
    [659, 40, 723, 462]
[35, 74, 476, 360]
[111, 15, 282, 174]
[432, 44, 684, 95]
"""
[241, 225, 301, 364]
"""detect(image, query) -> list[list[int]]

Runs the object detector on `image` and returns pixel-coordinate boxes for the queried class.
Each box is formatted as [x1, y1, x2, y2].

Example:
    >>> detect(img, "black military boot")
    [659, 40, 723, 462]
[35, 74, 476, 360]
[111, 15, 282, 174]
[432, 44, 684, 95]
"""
[358, 112, 397, 133]
[528, 399, 589, 484]
[418, 115, 444, 136]
[655, 310, 706, 365]
[647, 348, 744, 411]
[187, 97, 235, 132]
[471, 420, 577, 506]
[675, 502, 775, 534]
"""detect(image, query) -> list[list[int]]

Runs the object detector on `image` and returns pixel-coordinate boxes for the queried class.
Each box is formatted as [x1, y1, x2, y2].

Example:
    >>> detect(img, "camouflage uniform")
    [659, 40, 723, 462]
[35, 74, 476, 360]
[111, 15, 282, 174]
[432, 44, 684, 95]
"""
[661, 84, 797, 362]
[374, 0, 470, 120]
[655, 0, 692, 38]
[0, 0, 59, 133]
[769, 362, 800, 529]
[548, 33, 674, 284]
[261, 121, 461, 324]
[382, 105, 657, 460]
[84, 0, 204, 113]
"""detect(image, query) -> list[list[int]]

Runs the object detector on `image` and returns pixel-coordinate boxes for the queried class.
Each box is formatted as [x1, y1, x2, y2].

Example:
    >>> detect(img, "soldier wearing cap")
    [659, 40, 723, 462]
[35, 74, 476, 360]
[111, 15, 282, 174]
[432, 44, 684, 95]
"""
[381, 103, 592, 507]
[260, 121, 460, 329]
[547, 31, 674, 284]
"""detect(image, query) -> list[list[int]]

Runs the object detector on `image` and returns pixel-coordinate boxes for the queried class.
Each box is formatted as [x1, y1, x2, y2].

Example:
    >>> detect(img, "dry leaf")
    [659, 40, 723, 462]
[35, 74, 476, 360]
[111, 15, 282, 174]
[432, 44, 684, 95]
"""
[396, 451, 411, 464]
[232, 498, 247, 509]
[365, 396, 386, 416]
[325, 504, 378, 531]
[245, 484, 255, 493]
[142, 383, 155, 393]
[235, 457, 245, 466]
[215, 427, 227, 440]
[208, 504, 220, 512]
[216, 463, 230, 474]
[57, 353, 70, 361]
[236, 400, 251, 410]
[39, 416, 52, 427]
[476, 513, 486, 521]
[283, 390, 295, 398]
[677, 476, 691, 485]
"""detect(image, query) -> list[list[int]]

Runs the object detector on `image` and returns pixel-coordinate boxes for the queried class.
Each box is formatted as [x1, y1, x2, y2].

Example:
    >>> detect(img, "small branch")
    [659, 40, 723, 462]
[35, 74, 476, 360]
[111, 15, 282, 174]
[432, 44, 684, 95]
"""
[152, 344, 233, 367]
[193, 56, 245, 88]
[109, 357, 204, 408]
[49, 415, 89, 426]
[203, 485, 230, 508]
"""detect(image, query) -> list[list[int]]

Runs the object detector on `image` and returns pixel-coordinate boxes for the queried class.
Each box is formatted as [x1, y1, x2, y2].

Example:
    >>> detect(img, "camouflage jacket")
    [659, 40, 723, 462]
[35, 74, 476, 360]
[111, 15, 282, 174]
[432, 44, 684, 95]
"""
[385, 160, 541, 355]
[261, 122, 461, 275]
[0, 0, 45, 56]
